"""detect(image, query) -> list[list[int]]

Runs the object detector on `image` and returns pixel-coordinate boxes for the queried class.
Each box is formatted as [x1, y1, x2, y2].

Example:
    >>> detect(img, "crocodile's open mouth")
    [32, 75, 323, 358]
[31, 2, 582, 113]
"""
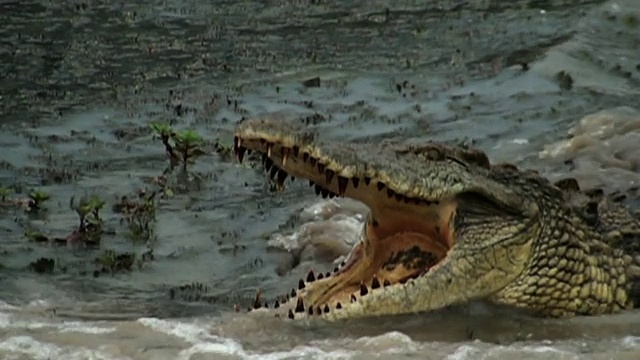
[234, 133, 456, 317]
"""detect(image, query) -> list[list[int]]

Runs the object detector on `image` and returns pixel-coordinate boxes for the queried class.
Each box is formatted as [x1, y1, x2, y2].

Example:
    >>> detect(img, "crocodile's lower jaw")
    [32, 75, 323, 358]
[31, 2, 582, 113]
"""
[235, 135, 456, 319]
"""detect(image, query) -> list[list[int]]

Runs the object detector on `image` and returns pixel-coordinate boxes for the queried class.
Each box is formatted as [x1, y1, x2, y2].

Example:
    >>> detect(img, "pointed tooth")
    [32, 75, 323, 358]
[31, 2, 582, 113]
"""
[270, 166, 278, 179]
[267, 143, 273, 157]
[325, 271, 331, 278]
[352, 177, 360, 188]
[306, 270, 316, 282]
[281, 147, 290, 166]
[292, 146, 300, 157]
[315, 185, 322, 195]
[308, 306, 314, 315]
[350, 294, 357, 303]
[317, 163, 325, 174]
[298, 279, 305, 290]
[395, 193, 403, 202]
[333, 267, 339, 273]
[360, 282, 368, 296]
[377, 182, 385, 191]
[387, 188, 394, 198]
[364, 177, 371, 185]
[383, 279, 391, 287]
[274, 300, 280, 308]
[233, 136, 241, 154]
[337, 176, 348, 195]
[277, 170, 288, 188]
[288, 309, 295, 319]
[336, 302, 342, 309]
[236, 146, 246, 163]
[325, 169, 334, 184]
[295, 298, 305, 313]
[264, 301, 269, 308]
[323, 304, 330, 313]
[264, 158, 274, 172]
[317, 272, 324, 280]
[321, 189, 329, 198]
[290, 289, 296, 297]
[328, 192, 335, 199]
[371, 276, 380, 289]
[302, 152, 309, 162]
[309, 180, 315, 187]
[309, 157, 317, 166]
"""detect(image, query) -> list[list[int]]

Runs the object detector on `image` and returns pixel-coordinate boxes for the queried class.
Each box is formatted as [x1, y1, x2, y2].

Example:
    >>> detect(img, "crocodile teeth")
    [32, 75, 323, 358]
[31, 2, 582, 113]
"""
[233, 136, 241, 152]
[325, 271, 331, 278]
[308, 306, 314, 315]
[323, 304, 330, 313]
[281, 147, 290, 166]
[321, 188, 329, 198]
[360, 282, 368, 296]
[298, 279, 305, 290]
[337, 176, 348, 195]
[274, 300, 280, 308]
[317, 163, 325, 173]
[336, 302, 342, 309]
[290, 288, 296, 297]
[295, 298, 305, 313]
[302, 152, 309, 162]
[276, 170, 288, 189]
[269, 166, 279, 179]
[264, 157, 273, 171]
[236, 146, 246, 163]
[267, 142, 274, 157]
[314, 184, 322, 195]
[316, 306, 322, 316]
[292, 146, 300, 157]
[306, 270, 316, 282]
[383, 279, 391, 287]
[371, 275, 381, 289]
[377, 182, 385, 191]
[352, 177, 360, 188]
[288, 309, 295, 319]
[351, 294, 357, 303]
[316, 272, 324, 280]
[325, 169, 334, 184]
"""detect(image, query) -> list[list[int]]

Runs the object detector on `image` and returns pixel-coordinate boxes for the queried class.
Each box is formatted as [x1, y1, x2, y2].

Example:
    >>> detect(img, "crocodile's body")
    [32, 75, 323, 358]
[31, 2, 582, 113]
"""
[233, 117, 640, 321]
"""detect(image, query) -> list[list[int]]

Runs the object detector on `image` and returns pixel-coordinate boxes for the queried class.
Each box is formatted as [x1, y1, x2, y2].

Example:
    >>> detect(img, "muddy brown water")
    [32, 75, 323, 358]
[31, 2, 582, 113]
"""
[1, 0, 640, 359]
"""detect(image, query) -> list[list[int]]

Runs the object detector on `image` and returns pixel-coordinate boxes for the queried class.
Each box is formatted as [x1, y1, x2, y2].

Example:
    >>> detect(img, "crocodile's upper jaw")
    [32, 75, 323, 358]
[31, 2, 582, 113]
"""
[238, 133, 454, 298]
[233, 118, 540, 320]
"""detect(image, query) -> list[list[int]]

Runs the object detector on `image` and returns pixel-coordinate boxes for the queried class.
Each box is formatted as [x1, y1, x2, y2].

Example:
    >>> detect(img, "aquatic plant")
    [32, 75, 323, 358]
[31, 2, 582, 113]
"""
[173, 129, 205, 171]
[71, 194, 106, 245]
[95, 249, 136, 274]
[150, 122, 179, 166]
[0, 186, 14, 202]
[27, 189, 51, 212]
[150, 123, 205, 171]
[114, 190, 158, 242]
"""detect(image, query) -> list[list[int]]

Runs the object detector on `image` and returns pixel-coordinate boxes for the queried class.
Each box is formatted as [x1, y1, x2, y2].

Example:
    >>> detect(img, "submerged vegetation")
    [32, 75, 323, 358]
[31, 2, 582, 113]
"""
[0, 120, 211, 278]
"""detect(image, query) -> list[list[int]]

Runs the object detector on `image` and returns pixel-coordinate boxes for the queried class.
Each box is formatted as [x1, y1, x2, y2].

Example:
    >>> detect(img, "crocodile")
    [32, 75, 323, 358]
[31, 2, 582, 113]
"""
[233, 117, 640, 321]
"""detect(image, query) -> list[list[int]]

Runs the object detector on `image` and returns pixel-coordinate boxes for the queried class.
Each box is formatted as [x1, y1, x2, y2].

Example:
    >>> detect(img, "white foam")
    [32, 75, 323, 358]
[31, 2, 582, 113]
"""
[139, 317, 356, 360]
[58, 321, 116, 334]
[447, 344, 482, 360]
[0, 336, 120, 360]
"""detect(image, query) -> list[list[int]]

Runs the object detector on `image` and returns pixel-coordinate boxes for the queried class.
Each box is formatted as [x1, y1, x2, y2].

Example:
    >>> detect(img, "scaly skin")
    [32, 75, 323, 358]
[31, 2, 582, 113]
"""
[233, 117, 640, 321]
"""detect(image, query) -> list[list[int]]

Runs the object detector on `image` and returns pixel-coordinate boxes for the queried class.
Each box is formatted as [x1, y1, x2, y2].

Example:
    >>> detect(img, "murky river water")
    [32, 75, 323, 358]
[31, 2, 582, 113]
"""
[1, 0, 640, 358]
